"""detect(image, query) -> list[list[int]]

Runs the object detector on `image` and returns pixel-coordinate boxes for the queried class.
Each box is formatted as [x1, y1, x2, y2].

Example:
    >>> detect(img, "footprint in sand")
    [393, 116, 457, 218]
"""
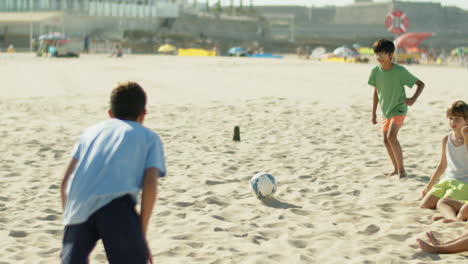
[299, 223, 314, 229]
[344, 190, 361, 197]
[48, 184, 59, 190]
[173, 201, 194, 207]
[186, 242, 204, 249]
[45, 229, 61, 235]
[359, 247, 382, 255]
[263, 222, 283, 228]
[251, 235, 268, 245]
[288, 239, 308, 249]
[387, 233, 411, 242]
[357, 224, 380, 235]
[205, 180, 225, 185]
[290, 209, 310, 216]
[37, 214, 59, 221]
[300, 254, 315, 262]
[38, 247, 60, 257]
[211, 215, 225, 221]
[298, 175, 317, 182]
[175, 213, 186, 219]
[170, 234, 194, 240]
[8, 230, 28, 238]
[157, 210, 171, 217]
[203, 197, 228, 207]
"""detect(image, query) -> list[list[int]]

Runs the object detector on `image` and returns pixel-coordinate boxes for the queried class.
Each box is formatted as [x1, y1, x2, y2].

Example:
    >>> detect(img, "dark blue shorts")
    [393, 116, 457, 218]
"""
[61, 195, 149, 264]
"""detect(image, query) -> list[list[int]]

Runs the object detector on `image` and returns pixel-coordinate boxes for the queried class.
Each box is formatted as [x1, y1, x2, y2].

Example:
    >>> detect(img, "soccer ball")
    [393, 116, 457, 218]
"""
[250, 172, 278, 198]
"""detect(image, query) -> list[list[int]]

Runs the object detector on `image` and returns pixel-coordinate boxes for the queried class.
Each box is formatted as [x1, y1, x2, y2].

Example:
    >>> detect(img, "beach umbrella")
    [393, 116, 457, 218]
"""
[333, 46, 358, 57]
[38, 32, 69, 44]
[248, 53, 284, 59]
[450, 47, 468, 56]
[357, 47, 374, 55]
[39, 32, 67, 40]
[228, 47, 247, 56]
[394, 32, 434, 48]
[311, 46, 327, 59]
[352, 43, 361, 49]
[158, 44, 176, 53]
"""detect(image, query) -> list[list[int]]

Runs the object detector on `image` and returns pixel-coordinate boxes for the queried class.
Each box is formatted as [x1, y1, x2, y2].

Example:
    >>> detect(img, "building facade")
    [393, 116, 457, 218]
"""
[256, 0, 468, 48]
[0, 0, 181, 49]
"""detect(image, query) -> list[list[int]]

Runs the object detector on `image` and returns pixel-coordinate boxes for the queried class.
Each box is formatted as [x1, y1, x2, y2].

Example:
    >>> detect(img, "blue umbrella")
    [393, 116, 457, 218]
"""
[248, 53, 284, 59]
[228, 47, 247, 56]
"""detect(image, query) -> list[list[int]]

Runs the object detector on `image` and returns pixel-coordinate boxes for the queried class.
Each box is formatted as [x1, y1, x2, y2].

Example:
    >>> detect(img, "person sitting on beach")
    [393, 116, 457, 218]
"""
[417, 223, 468, 254]
[420, 101, 468, 223]
[7, 44, 15, 53]
[60, 82, 166, 264]
[48, 45, 58, 57]
[369, 39, 425, 179]
[110, 44, 123, 58]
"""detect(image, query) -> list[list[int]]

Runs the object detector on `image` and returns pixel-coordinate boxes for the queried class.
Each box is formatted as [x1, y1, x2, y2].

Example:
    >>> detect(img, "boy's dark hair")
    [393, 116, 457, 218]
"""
[373, 39, 395, 54]
[447, 100, 468, 119]
[110, 82, 146, 121]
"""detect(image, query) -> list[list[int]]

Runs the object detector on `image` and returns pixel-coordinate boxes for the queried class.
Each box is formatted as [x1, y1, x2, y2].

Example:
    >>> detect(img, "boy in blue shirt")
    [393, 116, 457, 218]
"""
[60, 82, 166, 264]
[369, 39, 425, 179]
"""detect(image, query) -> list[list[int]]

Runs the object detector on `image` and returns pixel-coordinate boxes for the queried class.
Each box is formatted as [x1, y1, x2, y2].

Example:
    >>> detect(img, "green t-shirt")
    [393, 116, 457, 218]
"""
[368, 64, 418, 119]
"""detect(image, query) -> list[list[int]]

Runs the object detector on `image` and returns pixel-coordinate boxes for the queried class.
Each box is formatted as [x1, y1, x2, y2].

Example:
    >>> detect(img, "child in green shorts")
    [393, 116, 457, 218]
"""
[420, 101, 468, 223]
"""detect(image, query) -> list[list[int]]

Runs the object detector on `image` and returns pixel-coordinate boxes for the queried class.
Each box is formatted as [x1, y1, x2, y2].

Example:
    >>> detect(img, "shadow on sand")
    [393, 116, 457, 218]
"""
[260, 197, 302, 209]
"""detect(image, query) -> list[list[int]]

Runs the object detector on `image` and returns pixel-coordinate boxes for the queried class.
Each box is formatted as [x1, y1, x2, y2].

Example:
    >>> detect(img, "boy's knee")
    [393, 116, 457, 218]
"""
[383, 134, 390, 144]
[387, 133, 398, 144]
[420, 201, 434, 209]
[457, 204, 468, 221]
[436, 197, 450, 208]
[420, 197, 438, 209]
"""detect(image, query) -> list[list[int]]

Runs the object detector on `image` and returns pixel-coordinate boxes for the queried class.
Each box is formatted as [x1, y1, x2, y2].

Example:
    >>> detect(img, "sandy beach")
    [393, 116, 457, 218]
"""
[0, 53, 467, 263]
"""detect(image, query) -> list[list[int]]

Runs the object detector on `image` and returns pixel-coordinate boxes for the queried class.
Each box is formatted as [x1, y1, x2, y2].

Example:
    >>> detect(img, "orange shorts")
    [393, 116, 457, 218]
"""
[382, 115, 406, 132]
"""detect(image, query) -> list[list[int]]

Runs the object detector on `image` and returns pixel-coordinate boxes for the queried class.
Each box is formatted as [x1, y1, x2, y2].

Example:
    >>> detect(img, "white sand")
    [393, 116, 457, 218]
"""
[0, 53, 467, 263]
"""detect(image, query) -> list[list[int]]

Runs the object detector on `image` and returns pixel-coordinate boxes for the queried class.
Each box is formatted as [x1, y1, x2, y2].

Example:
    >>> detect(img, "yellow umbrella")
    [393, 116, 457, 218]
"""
[357, 47, 374, 55]
[158, 44, 176, 53]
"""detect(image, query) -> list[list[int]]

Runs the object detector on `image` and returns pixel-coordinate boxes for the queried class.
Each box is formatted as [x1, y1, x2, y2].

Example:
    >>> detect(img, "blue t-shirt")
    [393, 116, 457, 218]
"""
[63, 118, 166, 225]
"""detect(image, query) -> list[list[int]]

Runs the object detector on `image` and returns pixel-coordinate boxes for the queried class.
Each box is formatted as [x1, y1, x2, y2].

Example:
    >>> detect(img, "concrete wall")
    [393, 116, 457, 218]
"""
[170, 15, 266, 42]
[334, 2, 392, 24]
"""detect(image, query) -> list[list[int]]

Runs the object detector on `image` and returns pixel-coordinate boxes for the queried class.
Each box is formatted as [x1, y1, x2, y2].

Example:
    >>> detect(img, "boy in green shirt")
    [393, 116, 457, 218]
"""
[368, 39, 425, 179]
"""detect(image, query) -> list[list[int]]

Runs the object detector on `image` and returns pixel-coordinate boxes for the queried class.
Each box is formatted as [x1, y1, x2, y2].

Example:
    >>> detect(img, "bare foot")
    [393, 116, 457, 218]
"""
[417, 239, 438, 253]
[426, 232, 441, 245]
[433, 216, 445, 221]
[399, 171, 407, 179]
[386, 171, 398, 176]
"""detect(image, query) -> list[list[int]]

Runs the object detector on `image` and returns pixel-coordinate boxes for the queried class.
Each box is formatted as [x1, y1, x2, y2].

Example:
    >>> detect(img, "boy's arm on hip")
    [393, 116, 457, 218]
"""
[140, 168, 159, 235]
[412, 80, 425, 100]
